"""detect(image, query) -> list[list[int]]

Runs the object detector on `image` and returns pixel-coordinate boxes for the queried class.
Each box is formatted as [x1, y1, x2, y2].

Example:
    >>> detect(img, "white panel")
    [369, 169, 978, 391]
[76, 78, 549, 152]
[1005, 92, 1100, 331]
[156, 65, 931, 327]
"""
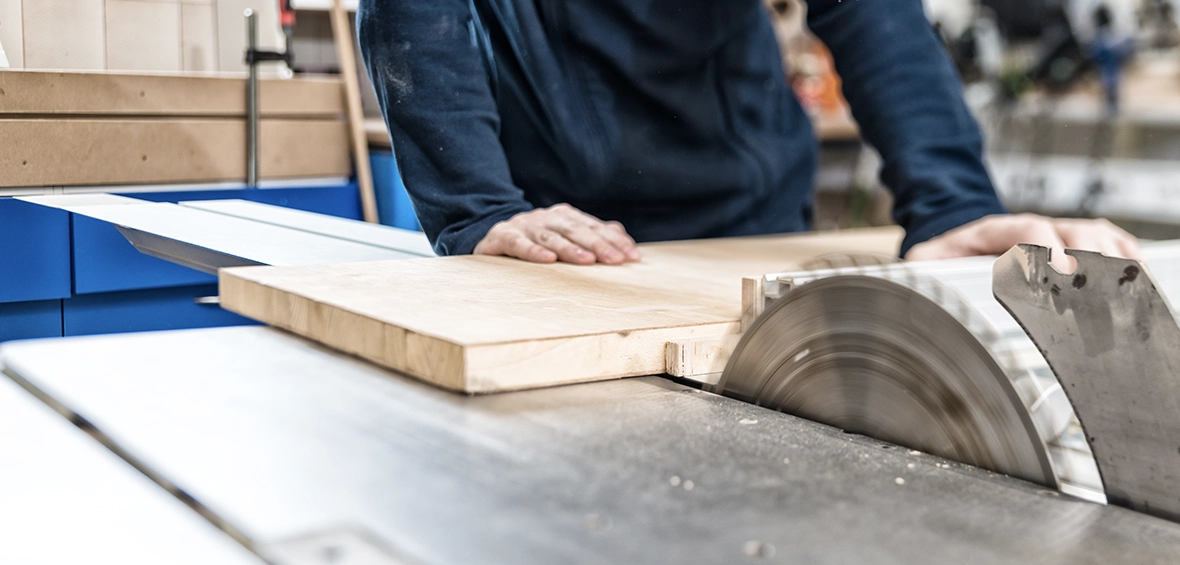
[22, 0, 106, 70]
[182, 2, 218, 72]
[289, 0, 358, 10]
[0, 0, 22, 68]
[216, 0, 285, 75]
[106, 0, 184, 72]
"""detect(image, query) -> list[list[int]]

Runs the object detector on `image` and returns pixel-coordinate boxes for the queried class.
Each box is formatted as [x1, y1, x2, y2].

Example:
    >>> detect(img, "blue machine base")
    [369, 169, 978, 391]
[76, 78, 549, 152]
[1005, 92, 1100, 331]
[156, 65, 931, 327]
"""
[63, 284, 259, 337]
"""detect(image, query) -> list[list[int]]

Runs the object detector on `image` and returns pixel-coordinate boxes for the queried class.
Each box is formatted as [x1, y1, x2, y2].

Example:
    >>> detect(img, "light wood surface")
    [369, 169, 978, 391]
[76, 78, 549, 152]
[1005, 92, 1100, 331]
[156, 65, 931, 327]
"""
[1, 118, 349, 187]
[0, 71, 344, 117]
[331, 0, 379, 223]
[665, 335, 741, 382]
[220, 227, 903, 393]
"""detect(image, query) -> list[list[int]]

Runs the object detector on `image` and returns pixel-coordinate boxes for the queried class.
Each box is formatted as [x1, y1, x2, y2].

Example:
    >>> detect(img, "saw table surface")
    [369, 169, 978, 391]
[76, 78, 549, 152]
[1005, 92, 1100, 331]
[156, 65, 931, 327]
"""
[0, 372, 262, 565]
[3, 326, 1180, 564]
[220, 228, 903, 392]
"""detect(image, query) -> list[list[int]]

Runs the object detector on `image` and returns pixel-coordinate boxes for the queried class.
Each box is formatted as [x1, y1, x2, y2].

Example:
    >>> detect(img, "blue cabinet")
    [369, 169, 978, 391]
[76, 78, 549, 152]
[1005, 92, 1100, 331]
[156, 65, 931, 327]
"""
[72, 184, 365, 295]
[0, 199, 71, 304]
[62, 284, 258, 337]
[371, 151, 421, 231]
[0, 300, 63, 342]
[72, 215, 217, 295]
[1, 182, 361, 342]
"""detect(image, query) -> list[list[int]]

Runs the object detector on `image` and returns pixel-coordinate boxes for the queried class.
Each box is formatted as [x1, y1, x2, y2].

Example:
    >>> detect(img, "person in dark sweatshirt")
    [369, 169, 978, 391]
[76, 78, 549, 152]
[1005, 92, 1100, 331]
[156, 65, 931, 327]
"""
[358, 0, 1138, 265]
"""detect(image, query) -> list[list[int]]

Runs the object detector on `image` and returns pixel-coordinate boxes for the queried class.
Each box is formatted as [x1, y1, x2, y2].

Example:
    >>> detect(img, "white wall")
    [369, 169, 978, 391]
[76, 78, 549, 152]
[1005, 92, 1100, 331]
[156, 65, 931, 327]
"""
[0, 0, 283, 74]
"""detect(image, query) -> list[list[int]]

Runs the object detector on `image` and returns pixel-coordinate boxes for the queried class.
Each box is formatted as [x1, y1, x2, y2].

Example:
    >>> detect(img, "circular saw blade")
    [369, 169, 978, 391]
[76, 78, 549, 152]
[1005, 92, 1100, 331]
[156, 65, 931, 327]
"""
[719, 276, 1057, 487]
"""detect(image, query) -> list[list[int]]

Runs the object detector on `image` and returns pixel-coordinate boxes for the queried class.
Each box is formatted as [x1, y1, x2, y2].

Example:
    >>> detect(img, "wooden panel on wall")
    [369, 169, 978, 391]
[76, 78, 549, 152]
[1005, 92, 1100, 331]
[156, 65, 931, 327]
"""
[22, 0, 106, 70]
[0, 0, 23, 68]
[0, 118, 350, 187]
[181, 3, 219, 73]
[106, 0, 183, 72]
[0, 72, 344, 117]
[219, 228, 904, 393]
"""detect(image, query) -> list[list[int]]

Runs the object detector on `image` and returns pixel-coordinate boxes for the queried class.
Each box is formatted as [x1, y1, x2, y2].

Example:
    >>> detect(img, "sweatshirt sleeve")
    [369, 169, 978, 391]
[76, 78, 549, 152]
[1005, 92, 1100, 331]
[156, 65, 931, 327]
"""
[806, 0, 1007, 255]
[358, 0, 533, 256]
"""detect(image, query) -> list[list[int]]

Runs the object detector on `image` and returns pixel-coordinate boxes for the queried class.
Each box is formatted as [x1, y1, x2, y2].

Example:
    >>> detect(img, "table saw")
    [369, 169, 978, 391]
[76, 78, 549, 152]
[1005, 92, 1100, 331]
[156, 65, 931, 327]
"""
[5, 196, 1180, 564]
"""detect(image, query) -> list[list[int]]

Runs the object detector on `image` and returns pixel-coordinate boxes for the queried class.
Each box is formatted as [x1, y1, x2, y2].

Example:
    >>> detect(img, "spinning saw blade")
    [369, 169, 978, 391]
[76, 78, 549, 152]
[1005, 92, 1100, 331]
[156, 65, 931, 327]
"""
[719, 273, 1059, 488]
[717, 243, 1180, 502]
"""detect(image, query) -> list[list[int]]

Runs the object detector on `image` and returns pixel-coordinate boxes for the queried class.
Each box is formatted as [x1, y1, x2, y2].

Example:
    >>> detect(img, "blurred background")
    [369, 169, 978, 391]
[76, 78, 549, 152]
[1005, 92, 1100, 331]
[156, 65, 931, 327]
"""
[3, 0, 1179, 237]
[767, 0, 1180, 239]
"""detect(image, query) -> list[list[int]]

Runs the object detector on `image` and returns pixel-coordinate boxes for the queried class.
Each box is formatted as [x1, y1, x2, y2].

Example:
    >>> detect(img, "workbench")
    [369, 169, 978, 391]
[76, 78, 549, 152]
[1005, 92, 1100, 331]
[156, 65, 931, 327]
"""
[5, 325, 1180, 564]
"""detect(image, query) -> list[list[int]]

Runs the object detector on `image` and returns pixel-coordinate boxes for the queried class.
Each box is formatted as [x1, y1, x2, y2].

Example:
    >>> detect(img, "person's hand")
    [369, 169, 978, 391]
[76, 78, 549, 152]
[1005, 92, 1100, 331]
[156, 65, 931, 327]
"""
[904, 214, 1141, 271]
[474, 204, 642, 265]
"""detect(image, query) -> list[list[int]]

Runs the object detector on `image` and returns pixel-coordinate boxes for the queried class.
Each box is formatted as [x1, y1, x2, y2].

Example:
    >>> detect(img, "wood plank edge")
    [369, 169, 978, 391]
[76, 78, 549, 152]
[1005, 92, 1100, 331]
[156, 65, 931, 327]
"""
[664, 334, 742, 378]
[219, 272, 470, 393]
[462, 321, 742, 394]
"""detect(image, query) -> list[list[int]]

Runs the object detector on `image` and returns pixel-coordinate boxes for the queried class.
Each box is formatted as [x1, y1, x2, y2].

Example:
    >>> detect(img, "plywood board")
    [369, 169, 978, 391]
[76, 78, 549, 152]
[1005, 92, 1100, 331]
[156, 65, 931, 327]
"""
[220, 227, 903, 393]
[21, 0, 106, 70]
[0, 71, 344, 117]
[1, 118, 349, 187]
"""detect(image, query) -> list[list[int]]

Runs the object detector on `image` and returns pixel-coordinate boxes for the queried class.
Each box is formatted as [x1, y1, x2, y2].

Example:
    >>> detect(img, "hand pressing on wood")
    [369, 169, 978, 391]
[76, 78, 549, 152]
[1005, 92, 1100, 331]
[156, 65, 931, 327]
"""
[905, 214, 1141, 271]
[474, 204, 643, 265]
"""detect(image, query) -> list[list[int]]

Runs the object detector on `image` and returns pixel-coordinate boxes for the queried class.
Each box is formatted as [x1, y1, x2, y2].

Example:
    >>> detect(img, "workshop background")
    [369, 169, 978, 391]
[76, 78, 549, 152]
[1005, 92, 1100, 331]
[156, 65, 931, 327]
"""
[1, 0, 1177, 339]
[7, 2, 1180, 564]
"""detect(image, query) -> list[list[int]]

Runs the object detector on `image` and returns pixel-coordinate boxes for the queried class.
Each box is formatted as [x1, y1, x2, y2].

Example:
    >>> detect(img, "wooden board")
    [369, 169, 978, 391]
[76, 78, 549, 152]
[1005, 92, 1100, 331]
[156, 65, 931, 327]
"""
[220, 227, 903, 393]
[1, 118, 349, 187]
[0, 71, 344, 117]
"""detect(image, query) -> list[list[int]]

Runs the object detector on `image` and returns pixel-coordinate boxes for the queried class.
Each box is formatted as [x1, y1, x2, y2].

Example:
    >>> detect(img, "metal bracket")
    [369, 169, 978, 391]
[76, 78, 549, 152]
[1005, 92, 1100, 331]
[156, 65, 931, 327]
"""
[994, 244, 1180, 522]
[243, 9, 293, 188]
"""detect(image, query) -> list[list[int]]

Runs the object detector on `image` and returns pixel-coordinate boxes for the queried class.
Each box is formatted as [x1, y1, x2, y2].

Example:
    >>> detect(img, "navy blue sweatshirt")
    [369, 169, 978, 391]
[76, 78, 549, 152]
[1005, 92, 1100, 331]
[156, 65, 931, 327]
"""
[358, 0, 1005, 257]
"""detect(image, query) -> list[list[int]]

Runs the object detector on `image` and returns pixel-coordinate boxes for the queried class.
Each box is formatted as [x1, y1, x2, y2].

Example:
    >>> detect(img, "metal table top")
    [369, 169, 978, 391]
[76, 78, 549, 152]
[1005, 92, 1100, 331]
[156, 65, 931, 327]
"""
[4, 326, 1180, 564]
[0, 371, 262, 565]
